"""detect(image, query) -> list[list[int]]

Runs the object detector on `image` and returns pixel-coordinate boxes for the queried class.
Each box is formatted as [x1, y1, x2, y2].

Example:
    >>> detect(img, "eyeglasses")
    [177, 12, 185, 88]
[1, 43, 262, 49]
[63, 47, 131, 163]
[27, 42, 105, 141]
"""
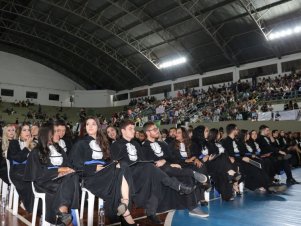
[147, 127, 159, 132]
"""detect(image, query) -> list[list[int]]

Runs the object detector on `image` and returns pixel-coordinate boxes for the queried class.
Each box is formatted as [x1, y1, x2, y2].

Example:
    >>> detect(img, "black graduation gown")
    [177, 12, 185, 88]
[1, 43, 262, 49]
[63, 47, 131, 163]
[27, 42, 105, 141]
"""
[168, 141, 208, 176]
[62, 137, 73, 156]
[168, 141, 208, 202]
[142, 140, 198, 210]
[111, 138, 177, 215]
[0, 145, 9, 184]
[236, 141, 269, 190]
[221, 137, 241, 171]
[23, 146, 79, 224]
[7, 139, 34, 212]
[246, 140, 274, 184]
[206, 142, 234, 200]
[69, 135, 133, 218]
[256, 135, 293, 180]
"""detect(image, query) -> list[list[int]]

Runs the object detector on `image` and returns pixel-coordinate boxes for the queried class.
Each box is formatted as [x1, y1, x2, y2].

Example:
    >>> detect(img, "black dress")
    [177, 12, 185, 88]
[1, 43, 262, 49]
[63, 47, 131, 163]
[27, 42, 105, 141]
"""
[168, 141, 209, 202]
[69, 135, 133, 219]
[236, 140, 269, 191]
[111, 138, 182, 215]
[142, 139, 198, 210]
[256, 135, 293, 180]
[0, 144, 9, 184]
[24, 145, 79, 224]
[206, 142, 234, 200]
[7, 139, 34, 212]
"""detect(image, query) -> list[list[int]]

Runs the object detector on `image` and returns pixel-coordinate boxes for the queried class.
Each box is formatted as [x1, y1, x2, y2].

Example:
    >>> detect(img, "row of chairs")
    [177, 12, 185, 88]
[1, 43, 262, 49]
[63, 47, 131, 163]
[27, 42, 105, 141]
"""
[0, 159, 104, 226]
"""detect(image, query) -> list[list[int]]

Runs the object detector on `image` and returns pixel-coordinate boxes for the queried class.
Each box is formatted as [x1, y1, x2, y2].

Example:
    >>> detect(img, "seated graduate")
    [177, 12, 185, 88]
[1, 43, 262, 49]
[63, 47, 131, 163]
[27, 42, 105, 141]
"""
[256, 125, 299, 185]
[110, 120, 195, 225]
[106, 125, 120, 144]
[69, 117, 137, 226]
[0, 124, 16, 184]
[246, 130, 287, 193]
[273, 130, 300, 167]
[24, 124, 79, 226]
[54, 120, 73, 155]
[172, 126, 211, 206]
[7, 122, 35, 212]
[142, 121, 208, 218]
[237, 129, 286, 193]
[206, 128, 240, 201]
[221, 124, 244, 195]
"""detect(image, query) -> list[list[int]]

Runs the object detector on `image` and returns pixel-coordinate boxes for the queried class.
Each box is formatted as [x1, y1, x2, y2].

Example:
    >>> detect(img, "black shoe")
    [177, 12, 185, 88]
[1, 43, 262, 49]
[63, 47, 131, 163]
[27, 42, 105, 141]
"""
[56, 212, 72, 226]
[121, 216, 137, 226]
[179, 183, 196, 195]
[292, 178, 300, 184]
[147, 214, 163, 224]
[228, 173, 241, 183]
[287, 178, 300, 185]
[201, 200, 208, 206]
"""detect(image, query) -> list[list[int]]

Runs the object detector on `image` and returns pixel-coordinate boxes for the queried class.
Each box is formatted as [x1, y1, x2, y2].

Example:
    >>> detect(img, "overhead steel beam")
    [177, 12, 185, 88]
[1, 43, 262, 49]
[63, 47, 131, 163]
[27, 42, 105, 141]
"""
[114, 0, 234, 49]
[120, 0, 291, 56]
[40, 0, 159, 70]
[174, 0, 239, 66]
[0, 16, 128, 90]
[239, 0, 282, 59]
[105, 0, 203, 73]
[0, 0, 146, 83]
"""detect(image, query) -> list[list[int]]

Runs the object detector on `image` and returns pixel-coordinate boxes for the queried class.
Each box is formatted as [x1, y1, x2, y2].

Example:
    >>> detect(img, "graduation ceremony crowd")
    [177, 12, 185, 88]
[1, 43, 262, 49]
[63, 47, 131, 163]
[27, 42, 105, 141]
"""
[0, 117, 300, 226]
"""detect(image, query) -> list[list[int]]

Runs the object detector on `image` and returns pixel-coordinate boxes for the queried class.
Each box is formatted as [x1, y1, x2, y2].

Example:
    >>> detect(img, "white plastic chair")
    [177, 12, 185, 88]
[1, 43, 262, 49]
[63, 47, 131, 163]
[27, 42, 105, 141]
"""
[31, 182, 80, 226]
[6, 159, 19, 215]
[31, 182, 49, 226]
[80, 187, 103, 226]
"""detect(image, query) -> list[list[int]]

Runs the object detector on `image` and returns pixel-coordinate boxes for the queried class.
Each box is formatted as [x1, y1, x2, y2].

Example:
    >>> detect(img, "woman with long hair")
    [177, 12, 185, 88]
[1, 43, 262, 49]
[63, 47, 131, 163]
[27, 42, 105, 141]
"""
[169, 127, 210, 207]
[0, 124, 16, 184]
[69, 117, 136, 226]
[106, 125, 119, 144]
[246, 130, 286, 193]
[207, 128, 241, 201]
[24, 125, 79, 225]
[7, 123, 35, 212]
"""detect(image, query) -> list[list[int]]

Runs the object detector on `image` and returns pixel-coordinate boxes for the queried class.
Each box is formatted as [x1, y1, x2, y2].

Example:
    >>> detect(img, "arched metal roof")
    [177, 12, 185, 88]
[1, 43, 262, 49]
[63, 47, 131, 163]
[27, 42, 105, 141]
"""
[0, 0, 300, 90]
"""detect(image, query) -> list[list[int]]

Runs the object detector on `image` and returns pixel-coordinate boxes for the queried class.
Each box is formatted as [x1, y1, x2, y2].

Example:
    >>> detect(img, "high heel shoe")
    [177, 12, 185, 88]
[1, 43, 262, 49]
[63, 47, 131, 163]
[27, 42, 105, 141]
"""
[228, 172, 241, 183]
[56, 212, 72, 226]
[121, 215, 137, 226]
[117, 203, 137, 226]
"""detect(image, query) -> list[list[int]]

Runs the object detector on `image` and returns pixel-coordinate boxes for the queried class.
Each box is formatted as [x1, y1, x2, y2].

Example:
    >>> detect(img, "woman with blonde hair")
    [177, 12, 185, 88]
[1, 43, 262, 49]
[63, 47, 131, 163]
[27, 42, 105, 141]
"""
[0, 124, 16, 184]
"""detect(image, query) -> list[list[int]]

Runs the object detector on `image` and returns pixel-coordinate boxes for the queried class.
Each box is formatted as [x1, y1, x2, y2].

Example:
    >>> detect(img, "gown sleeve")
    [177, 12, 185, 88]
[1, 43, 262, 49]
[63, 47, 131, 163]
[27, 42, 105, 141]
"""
[24, 149, 58, 182]
[69, 141, 97, 176]
[7, 140, 30, 163]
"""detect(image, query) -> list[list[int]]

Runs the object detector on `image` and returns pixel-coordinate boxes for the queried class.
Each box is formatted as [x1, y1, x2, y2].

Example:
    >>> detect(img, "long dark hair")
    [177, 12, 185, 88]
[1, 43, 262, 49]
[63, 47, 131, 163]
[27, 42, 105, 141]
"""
[175, 127, 191, 157]
[85, 117, 110, 159]
[237, 129, 248, 144]
[208, 128, 219, 143]
[191, 125, 206, 147]
[16, 122, 31, 139]
[106, 125, 119, 143]
[37, 125, 54, 164]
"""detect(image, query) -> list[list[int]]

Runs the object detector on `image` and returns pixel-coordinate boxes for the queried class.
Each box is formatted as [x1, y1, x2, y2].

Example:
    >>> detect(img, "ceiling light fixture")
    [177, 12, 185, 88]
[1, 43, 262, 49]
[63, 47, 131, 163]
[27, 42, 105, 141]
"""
[268, 25, 301, 40]
[158, 57, 187, 69]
